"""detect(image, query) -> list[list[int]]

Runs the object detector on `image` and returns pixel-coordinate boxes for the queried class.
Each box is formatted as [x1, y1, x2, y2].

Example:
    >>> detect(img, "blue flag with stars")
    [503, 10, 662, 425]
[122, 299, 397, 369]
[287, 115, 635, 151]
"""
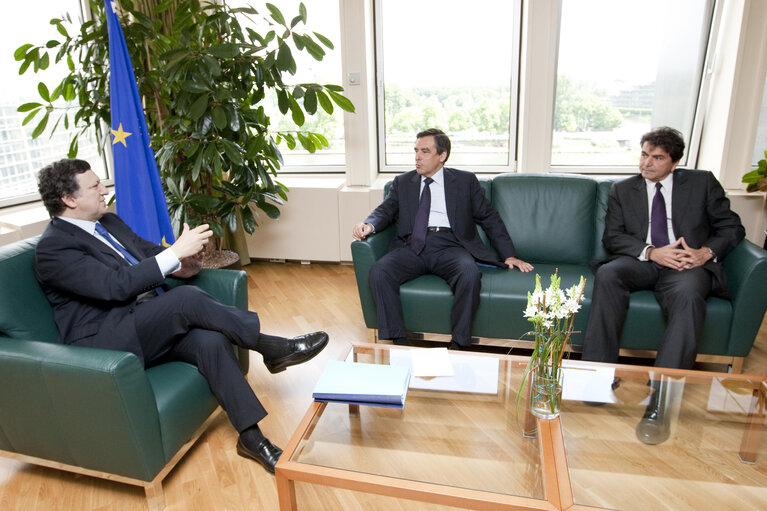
[105, 0, 174, 245]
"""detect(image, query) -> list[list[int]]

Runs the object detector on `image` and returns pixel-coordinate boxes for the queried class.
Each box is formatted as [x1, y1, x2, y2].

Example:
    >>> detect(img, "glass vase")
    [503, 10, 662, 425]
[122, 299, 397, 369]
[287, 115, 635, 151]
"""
[530, 369, 563, 420]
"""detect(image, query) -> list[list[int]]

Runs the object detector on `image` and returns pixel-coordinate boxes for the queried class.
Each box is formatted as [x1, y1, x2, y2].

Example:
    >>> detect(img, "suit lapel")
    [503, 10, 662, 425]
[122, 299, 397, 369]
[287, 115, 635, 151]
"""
[52, 218, 132, 267]
[670, 169, 688, 238]
[100, 215, 145, 262]
[443, 167, 458, 228]
[629, 176, 649, 231]
[406, 171, 422, 227]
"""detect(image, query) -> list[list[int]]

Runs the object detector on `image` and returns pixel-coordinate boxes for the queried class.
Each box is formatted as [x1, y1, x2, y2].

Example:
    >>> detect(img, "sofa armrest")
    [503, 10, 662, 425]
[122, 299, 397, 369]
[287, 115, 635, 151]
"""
[351, 228, 395, 329]
[0, 338, 166, 481]
[166, 268, 250, 373]
[722, 240, 767, 357]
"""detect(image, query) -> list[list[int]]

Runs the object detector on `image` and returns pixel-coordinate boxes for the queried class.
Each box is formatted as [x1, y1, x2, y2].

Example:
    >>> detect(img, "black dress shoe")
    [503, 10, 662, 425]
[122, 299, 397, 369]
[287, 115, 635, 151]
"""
[236, 437, 283, 474]
[263, 331, 329, 374]
[636, 380, 671, 445]
[449, 340, 469, 350]
[392, 337, 409, 346]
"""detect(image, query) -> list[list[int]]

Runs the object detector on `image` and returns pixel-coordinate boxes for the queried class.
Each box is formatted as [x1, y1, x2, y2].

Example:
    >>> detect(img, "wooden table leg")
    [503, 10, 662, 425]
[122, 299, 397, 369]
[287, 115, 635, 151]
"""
[738, 386, 765, 464]
[276, 470, 298, 511]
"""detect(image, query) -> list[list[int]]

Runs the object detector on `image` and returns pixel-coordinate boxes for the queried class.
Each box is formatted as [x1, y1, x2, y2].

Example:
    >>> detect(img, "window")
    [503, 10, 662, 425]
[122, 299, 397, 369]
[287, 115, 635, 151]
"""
[0, 0, 106, 206]
[228, 0, 346, 170]
[376, 0, 521, 171]
[752, 78, 767, 166]
[552, 0, 714, 169]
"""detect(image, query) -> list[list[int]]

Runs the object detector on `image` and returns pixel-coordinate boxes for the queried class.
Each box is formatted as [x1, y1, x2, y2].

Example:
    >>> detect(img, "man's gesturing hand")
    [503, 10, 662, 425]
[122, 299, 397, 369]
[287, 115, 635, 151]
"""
[170, 223, 213, 260]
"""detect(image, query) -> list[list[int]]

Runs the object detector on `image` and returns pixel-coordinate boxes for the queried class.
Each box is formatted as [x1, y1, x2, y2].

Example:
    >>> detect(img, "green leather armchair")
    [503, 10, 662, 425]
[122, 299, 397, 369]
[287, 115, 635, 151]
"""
[352, 173, 767, 372]
[0, 236, 249, 510]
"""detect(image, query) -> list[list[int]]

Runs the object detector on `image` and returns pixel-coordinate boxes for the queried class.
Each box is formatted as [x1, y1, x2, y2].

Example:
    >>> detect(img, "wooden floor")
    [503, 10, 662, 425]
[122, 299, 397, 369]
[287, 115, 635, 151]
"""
[1, 261, 766, 511]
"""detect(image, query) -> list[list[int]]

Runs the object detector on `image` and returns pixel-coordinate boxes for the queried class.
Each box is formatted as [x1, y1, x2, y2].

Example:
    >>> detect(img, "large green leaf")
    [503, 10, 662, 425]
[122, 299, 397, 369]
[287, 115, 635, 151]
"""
[208, 43, 240, 59]
[37, 82, 51, 102]
[17, 102, 42, 112]
[289, 97, 305, 126]
[303, 89, 317, 114]
[327, 89, 355, 112]
[313, 31, 334, 49]
[266, 3, 287, 26]
[316, 90, 333, 114]
[190, 94, 209, 120]
[212, 106, 228, 130]
[31, 111, 50, 138]
[276, 41, 293, 71]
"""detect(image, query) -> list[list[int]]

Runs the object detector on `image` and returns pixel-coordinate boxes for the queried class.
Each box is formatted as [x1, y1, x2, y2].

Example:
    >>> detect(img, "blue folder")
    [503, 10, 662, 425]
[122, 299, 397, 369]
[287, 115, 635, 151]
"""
[312, 360, 411, 408]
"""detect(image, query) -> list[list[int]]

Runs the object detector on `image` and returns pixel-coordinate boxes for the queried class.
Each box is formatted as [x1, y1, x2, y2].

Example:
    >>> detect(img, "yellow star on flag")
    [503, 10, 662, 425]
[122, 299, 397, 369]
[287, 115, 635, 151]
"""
[111, 123, 132, 147]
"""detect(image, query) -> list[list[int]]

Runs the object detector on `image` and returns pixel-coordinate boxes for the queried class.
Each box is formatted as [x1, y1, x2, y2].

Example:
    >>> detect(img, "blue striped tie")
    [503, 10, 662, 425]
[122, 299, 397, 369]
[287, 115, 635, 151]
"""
[95, 222, 139, 264]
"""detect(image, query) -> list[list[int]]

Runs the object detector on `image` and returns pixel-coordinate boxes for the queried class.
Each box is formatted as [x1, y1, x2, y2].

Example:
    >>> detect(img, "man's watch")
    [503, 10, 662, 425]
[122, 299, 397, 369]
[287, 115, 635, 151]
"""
[705, 246, 717, 262]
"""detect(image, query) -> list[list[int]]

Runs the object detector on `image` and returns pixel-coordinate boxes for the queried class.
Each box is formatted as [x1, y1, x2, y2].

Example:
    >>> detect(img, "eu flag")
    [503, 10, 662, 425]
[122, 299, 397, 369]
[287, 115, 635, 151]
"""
[105, 0, 174, 245]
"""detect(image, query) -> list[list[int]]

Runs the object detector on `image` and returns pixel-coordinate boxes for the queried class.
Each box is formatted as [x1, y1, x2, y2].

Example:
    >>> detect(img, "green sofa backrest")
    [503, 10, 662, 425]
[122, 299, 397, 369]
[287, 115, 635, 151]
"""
[491, 173, 600, 265]
[0, 236, 59, 343]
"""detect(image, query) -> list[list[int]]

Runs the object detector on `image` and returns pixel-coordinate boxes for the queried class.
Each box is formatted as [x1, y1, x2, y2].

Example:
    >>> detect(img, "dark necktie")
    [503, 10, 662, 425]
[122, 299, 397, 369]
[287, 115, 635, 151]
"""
[410, 177, 434, 255]
[95, 222, 140, 265]
[650, 182, 669, 248]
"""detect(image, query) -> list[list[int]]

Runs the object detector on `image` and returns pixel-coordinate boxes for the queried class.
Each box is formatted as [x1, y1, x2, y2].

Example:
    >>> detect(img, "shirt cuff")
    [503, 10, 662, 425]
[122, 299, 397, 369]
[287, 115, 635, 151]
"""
[639, 245, 652, 261]
[156, 247, 182, 276]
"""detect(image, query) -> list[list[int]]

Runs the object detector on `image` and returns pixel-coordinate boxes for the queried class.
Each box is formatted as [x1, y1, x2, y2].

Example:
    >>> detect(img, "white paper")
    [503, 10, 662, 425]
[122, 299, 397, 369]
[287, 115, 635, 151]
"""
[561, 363, 618, 404]
[389, 349, 499, 394]
[410, 347, 454, 377]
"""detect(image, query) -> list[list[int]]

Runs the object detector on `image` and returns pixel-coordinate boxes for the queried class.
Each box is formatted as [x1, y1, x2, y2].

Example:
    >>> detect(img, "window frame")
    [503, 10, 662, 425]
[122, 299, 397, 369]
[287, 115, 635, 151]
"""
[549, 0, 717, 175]
[373, 0, 522, 174]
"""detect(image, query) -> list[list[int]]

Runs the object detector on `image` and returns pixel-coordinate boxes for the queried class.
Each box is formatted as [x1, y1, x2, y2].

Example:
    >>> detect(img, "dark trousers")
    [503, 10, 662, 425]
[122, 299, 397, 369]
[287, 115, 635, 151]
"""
[582, 256, 712, 369]
[134, 286, 267, 432]
[369, 231, 481, 346]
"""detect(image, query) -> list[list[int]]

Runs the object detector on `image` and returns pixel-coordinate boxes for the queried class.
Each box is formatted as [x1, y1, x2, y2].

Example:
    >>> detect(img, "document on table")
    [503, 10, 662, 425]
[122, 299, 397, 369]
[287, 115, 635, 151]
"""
[389, 349, 499, 394]
[561, 363, 618, 404]
[312, 360, 411, 408]
[410, 347, 454, 377]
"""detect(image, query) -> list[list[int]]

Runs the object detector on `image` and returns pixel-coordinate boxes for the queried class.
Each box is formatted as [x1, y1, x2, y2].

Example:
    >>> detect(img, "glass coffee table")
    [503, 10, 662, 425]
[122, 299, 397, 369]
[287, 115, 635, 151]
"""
[275, 343, 766, 510]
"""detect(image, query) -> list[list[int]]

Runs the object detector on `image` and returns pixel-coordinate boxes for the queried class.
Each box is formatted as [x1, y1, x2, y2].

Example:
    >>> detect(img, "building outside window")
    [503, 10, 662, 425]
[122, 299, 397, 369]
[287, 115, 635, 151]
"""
[552, 0, 714, 169]
[0, 0, 106, 206]
[375, 0, 521, 171]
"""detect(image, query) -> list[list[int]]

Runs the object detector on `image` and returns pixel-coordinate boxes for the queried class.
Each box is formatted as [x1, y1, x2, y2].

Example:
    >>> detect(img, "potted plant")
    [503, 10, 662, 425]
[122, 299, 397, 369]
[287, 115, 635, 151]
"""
[15, 0, 354, 265]
[742, 149, 767, 249]
[516, 271, 586, 420]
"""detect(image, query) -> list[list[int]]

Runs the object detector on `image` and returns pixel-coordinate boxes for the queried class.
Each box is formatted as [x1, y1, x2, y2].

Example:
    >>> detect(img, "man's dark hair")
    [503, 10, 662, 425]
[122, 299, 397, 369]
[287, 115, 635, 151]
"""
[417, 128, 451, 163]
[38, 159, 92, 217]
[640, 126, 685, 163]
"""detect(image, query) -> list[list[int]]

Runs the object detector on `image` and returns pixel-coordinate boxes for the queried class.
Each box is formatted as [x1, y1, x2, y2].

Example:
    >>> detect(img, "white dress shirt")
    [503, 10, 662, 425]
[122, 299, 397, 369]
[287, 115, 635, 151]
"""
[422, 167, 451, 228]
[640, 174, 675, 260]
[58, 216, 181, 275]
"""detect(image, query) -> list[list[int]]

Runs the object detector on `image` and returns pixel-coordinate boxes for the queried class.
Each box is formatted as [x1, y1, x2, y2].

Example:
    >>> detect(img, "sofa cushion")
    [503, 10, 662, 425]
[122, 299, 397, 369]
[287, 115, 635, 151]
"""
[0, 236, 59, 343]
[491, 174, 598, 266]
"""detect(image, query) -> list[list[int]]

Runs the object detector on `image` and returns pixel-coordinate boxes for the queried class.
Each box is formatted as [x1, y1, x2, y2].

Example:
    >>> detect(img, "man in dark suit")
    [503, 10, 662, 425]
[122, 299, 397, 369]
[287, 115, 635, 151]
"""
[581, 127, 744, 443]
[352, 129, 533, 350]
[35, 158, 329, 474]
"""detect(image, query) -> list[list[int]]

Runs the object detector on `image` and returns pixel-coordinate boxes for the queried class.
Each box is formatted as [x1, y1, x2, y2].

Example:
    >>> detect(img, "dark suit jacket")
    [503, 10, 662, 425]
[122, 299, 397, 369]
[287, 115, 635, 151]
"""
[35, 213, 167, 362]
[364, 167, 517, 266]
[602, 168, 745, 293]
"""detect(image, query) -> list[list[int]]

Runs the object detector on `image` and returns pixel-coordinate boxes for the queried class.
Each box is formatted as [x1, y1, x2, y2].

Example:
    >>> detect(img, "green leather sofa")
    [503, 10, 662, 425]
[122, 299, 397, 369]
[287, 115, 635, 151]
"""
[351, 173, 767, 371]
[0, 236, 250, 510]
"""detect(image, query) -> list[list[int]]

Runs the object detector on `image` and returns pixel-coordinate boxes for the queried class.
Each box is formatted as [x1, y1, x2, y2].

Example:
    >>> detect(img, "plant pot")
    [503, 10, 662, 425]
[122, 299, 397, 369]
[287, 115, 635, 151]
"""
[202, 249, 241, 270]
[530, 370, 563, 420]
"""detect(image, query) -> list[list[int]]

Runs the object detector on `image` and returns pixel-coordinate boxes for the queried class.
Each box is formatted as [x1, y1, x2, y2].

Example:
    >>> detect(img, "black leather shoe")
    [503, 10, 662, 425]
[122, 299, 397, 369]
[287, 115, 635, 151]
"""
[449, 340, 469, 350]
[263, 331, 329, 374]
[636, 380, 671, 445]
[236, 437, 283, 474]
[392, 337, 409, 346]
